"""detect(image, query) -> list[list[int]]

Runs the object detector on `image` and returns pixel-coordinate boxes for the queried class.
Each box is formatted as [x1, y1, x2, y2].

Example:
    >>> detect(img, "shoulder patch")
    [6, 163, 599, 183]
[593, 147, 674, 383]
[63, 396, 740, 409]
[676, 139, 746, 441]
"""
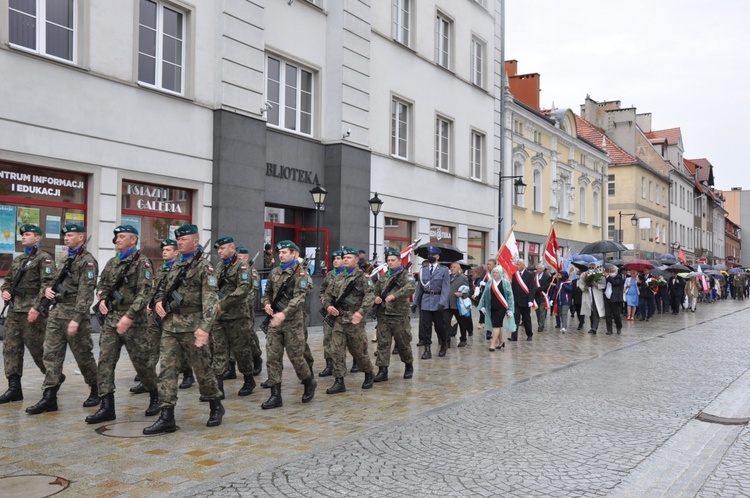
[145, 271, 151, 280]
[45, 267, 53, 274]
[87, 271, 95, 280]
[208, 276, 217, 287]
[241, 272, 249, 280]
[367, 279, 374, 287]
[407, 276, 415, 281]
[300, 279, 308, 289]
[207, 267, 215, 273]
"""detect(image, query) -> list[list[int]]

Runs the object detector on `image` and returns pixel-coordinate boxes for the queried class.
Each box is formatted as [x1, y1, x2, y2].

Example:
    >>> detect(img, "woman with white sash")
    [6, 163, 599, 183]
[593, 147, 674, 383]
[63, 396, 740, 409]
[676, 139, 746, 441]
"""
[479, 266, 515, 351]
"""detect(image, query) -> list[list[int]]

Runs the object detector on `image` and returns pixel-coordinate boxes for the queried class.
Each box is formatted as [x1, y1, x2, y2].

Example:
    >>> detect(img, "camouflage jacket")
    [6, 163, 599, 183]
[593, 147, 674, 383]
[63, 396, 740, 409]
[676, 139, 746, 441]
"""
[216, 254, 250, 320]
[372, 267, 416, 316]
[262, 262, 310, 322]
[323, 267, 374, 324]
[155, 254, 219, 333]
[319, 268, 341, 304]
[97, 250, 153, 324]
[1, 248, 56, 313]
[54, 251, 98, 325]
[246, 267, 259, 311]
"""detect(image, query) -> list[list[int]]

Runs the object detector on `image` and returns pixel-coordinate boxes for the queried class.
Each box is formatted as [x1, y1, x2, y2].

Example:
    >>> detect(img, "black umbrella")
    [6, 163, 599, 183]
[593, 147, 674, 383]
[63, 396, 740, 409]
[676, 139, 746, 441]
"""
[665, 264, 692, 273]
[659, 253, 677, 264]
[578, 240, 628, 255]
[415, 242, 464, 263]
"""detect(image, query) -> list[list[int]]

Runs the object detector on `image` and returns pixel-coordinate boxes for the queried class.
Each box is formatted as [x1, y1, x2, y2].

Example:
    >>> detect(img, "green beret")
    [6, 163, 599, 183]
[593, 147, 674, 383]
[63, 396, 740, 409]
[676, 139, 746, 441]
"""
[174, 224, 198, 238]
[385, 247, 401, 258]
[19, 224, 42, 235]
[331, 250, 343, 259]
[275, 240, 299, 253]
[237, 246, 249, 254]
[160, 238, 177, 248]
[112, 225, 138, 243]
[342, 247, 358, 256]
[61, 223, 85, 234]
[214, 236, 234, 248]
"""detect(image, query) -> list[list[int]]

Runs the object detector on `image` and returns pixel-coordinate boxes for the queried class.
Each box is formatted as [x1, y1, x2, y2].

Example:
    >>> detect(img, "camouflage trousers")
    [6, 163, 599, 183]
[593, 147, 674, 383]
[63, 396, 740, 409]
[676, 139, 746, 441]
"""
[97, 314, 158, 396]
[265, 319, 312, 386]
[157, 329, 221, 408]
[41, 304, 98, 391]
[331, 320, 374, 379]
[145, 320, 189, 374]
[226, 312, 262, 365]
[210, 317, 254, 377]
[375, 314, 413, 367]
[2, 310, 46, 378]
[322, 322, 333, 360]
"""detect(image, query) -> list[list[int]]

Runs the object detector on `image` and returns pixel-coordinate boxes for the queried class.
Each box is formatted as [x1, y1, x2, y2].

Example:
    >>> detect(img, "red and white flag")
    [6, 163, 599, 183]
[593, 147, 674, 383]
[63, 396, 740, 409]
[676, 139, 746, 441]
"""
[544, 228, 560, 272]
[496, 230, 519, 277]
[677, 247, 687, 265]
[371, 240, 419, 275]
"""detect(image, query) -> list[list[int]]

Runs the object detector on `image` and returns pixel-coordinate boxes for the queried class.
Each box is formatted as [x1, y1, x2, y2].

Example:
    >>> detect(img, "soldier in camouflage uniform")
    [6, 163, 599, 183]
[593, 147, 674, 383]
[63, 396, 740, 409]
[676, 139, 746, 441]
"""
[372, 248, 416, 382]
[85, 225, 159, 424]
[260, 240, 316, 409]
[324, 247, 376, 394]
[211, 236, 256, 398]
[0, 224, 55, 404]
[26, 223, 99, 415]
[237, 246, 262, 376]
[318, 250, 344, 377]
[143, 224, 224, 434]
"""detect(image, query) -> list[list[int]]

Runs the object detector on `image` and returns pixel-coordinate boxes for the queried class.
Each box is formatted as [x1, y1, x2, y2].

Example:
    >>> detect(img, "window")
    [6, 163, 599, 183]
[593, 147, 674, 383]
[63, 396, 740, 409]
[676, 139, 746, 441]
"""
[467, 230, 486, 266]
[662, 187, 666, 207]
[9, 0, 75, 62]
[435, 116, 451, 171]
[579, 187, 586, 223]
[641, 177, 646, 199]
[266, 56, 314, 135]
[470, 37, 484, 86]
[608, 174, 615, 195]
[593, 190, 600, 226]
[138, 0, 185, 94]
[435, 14, 452, 69]
[384, 217, 412, 253]
[533, 170, 542, 211]
[470, 131, 483, 181]
[392, 0, 411, 46]
[391, 98, 410, 159]
[608, 216, 616, 240]
[649, 181, 653, 202]
[513, 162, 524, 207]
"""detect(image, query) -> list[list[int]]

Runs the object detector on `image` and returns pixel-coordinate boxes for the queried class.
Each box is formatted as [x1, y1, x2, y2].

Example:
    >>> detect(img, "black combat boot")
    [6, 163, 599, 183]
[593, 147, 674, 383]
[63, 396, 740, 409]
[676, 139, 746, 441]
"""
[143, 407, 176, 435]
[318, 358, 333, 377]
[25, 388, 57, 414]
[145, 390, 160, 416]
[238, 374, 256, 396]
[403, 363, 414, 379]
[222, 361, 237, 380]
[326, 377, 346, 394]
[350, 361, 359, 373]
[362, 370, 375, 390]
[261, 384, 283, 409]
[179, 369, 194, 389]
[421, 344, 432, 360]
[252, 356, 263, 376]
[82, 384, 100, 407]
[206, 399, 225, 427]
[438, 342, 447, 357]
[373, 366, 388, 383]
[85, 393, 116, 424]
[129, 382, 147, 394]
[301, 377, 317, 403]
[0, 375, 23, 403]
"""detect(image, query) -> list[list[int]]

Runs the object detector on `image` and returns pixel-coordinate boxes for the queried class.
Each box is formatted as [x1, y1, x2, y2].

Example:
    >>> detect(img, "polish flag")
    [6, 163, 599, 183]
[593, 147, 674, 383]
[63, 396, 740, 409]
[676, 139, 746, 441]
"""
[370, 240, 419, 275]
[677, 247, 687, 265]
[544, 228, 560, 272]
[496, 230, 519, 277]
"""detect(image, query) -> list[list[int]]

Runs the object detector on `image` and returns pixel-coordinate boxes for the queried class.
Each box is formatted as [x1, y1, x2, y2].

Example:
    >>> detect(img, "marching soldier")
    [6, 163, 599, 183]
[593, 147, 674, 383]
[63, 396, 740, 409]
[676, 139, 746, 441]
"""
[143, 224, 224, 434]
[86, 225, 159, 424]
[26, 223, 99, 414]
[318, 250, 344, 377]
[323, 247, 376, 394]
[211, 236, 256, 398]
[263, 243, 275, 270]
[372, 248, 416, 382]
[236, 246, 263, 376]
[260, 240, 316, 409]
[0, 224, 55, 403]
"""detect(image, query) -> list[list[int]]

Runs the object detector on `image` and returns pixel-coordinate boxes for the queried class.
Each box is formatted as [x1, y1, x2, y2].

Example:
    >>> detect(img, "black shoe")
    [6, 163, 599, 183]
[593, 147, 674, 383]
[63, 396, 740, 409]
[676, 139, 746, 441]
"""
[362, 371, 375, 389]
[82, 384, 100, 407]
[134, 374, 140, 382]
[301, 377, 317, 403]
[588, 329, 597, 334]
[129, 382, 147, 394]
[206, 399, 225, 427]
[252, 356, 263, 377]
[554, 324, 561, 329]
[319, 358, 333, 377]
[143, 407, 176, 435]
[25, 388, 57, 414]
[403, 363, 413, 379]
[508, 337, 518, 342]
[486, 332, 492, 340]
[421, 345, 432, 360]
[416, 341, 424, 347]
[438, 344, 447, 357]
[0, 375, 23, 404]
[373, 366, 388, 383]
[606, 331, 613, 335]
[326, 377, 346, 394]
[85, 393, 116, 424]
[261, 384, 283, 409]
[350, 362, 360, 373]
[179, 369, 194, 389]
[238, 374, 256, 396]
[526, 336, 533, 341]
[145, 390, 160, 416]
[616, 329, 622, 334]
[222, 362, 237, 380]
[576, 324, 584, 330]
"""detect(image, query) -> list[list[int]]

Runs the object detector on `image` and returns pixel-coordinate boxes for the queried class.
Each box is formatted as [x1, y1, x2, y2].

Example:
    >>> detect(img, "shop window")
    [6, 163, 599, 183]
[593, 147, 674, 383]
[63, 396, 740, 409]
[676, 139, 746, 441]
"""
[384, 217, 413, 254]
[467, 229, 485, 266]
[430, 224, 454, 244]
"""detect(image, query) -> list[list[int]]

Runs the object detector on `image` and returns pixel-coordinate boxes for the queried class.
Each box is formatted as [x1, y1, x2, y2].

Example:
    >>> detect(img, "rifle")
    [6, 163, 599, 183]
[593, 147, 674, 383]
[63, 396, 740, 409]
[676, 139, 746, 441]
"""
[156, 239, 211, 325]
[39, 235, 92, 318]
[367, 263, 411, 320]
[93, 251, 141, 326]
[148, 263, 171, 328]
[260, 258, 309, 334]
[0, 247, 38, 325]
[216, 254, 236, 300]
[319, 271, 363, 327]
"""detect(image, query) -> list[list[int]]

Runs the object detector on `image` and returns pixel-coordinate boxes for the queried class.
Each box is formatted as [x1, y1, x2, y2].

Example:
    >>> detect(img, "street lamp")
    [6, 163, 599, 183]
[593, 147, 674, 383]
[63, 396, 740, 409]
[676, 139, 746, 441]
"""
[617, 211, 638, 258]
[368, 192, 384, 262]
[309, 183, 327, 274]
[497, 175, 527, 239]
[670, 241, 680, 256]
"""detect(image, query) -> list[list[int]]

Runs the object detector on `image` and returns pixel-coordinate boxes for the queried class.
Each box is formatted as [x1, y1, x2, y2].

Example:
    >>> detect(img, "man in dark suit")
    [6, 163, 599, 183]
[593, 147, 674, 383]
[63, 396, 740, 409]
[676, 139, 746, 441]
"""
[667, 271, 686, 314]
[414, 247, 451, 359]
[603, 266, 624, 334]
[447, 262, 471, 347]
[511, 259, 537, 341]
[534, 264, 553, 332]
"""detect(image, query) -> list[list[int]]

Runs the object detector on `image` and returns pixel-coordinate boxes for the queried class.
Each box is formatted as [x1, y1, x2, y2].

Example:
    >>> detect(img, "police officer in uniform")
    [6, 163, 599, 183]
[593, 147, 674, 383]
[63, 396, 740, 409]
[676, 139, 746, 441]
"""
[413, 246, 451, 359]
[86, 225, 159, 424]
[144, 224, 224, 434]
[236, 246, 263, 376]
[372, 248, 416, 382]
[26, 223, 99, 414]
[0, 224, 55, 403]
[324, 247, 376, 394]
[318, 250, 344, 377]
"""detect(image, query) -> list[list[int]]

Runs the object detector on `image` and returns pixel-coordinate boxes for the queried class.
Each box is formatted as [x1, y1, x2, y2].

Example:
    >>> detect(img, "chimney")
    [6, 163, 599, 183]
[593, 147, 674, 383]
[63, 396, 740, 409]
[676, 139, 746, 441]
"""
[506, 61, 540, 110]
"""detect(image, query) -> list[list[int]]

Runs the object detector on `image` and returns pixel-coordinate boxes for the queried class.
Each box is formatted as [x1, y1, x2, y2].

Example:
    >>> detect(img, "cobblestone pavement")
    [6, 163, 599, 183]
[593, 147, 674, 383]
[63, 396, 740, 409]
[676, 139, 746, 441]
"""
[1, 299, 749, 497]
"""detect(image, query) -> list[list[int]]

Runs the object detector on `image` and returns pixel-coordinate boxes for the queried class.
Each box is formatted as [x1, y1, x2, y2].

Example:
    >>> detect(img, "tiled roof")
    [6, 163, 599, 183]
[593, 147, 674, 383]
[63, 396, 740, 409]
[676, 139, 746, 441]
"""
[645, 127, 681, 145]
[574, 115, 637, 165]
[688, 158, 713, 182]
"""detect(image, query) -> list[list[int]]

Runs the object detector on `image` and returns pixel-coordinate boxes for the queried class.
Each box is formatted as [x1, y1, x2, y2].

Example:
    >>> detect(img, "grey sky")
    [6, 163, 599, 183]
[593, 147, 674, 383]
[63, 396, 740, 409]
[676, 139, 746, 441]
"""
[505, 0, 750, 190]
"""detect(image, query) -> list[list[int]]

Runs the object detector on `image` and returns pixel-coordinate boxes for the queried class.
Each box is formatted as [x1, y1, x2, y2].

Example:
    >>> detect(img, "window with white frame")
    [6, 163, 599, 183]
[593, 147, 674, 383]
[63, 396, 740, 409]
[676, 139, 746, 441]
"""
[470, 36, 484, 87]
[391, 98, 409, 159]
[392, 0, 411, 46]
[435, 116, 451, 171]
[266, 56, 314, 135]
[641, 177, 646, 199]
[649, 181, 653, 202]
[608, 174, 615, 195]
[513, 162, 524, 207]
[138, 0, 186, 94]
[593, 190, 600, 225]
[435, 13, 452, 69]
[579, 187, 586, 223]
[608, 216, 616, 240]
[470, 131, 483, 181]
[9, 0, 76, 62]
[533, 169, 542, 211]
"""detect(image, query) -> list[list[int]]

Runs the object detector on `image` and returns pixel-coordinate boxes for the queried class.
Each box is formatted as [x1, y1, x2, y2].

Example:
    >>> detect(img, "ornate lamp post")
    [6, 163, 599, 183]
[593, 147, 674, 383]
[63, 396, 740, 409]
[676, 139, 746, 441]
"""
[309, 183, 327, 273]
[368, 192, 384, 262]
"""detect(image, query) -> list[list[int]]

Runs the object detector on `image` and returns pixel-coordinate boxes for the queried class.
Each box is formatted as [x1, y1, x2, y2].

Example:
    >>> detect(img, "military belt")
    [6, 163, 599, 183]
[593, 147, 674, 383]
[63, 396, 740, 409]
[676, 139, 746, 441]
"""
[173, 306, 202, 314]
[427, 291, 442, 295]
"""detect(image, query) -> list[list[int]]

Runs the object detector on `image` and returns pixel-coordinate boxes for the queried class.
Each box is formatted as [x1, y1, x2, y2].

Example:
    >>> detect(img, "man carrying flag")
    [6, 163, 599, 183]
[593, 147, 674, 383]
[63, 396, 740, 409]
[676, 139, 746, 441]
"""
[511, 259, 537, 341]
